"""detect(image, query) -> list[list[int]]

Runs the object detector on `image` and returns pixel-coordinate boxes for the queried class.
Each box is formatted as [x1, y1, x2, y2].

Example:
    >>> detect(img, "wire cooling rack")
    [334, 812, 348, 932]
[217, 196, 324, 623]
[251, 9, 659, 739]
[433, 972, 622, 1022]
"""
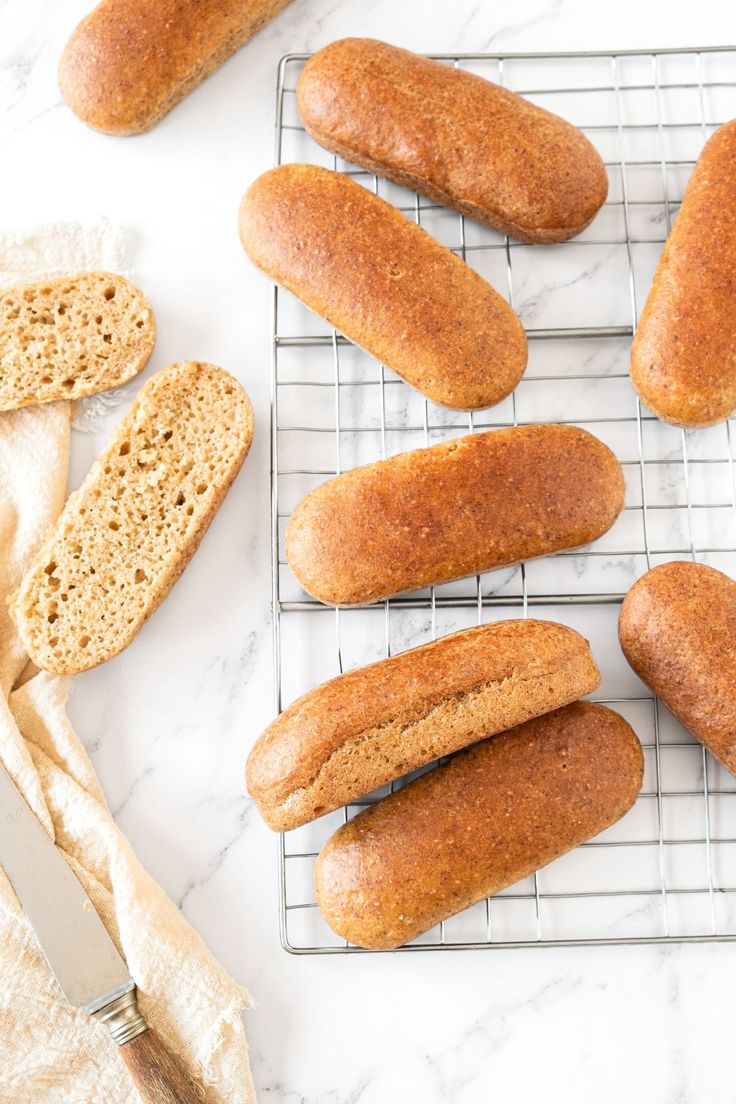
[269, 46, 736, 953]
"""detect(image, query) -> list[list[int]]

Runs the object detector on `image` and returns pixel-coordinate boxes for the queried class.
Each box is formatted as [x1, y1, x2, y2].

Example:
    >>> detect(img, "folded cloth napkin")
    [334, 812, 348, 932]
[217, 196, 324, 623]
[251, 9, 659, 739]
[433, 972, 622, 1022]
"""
[0, 223, 256, 1104]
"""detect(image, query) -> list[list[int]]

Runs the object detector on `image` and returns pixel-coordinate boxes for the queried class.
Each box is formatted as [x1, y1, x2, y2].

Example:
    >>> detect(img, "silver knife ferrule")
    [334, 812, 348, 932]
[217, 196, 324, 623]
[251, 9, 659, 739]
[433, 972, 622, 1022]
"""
[92, 987, 148, 1046]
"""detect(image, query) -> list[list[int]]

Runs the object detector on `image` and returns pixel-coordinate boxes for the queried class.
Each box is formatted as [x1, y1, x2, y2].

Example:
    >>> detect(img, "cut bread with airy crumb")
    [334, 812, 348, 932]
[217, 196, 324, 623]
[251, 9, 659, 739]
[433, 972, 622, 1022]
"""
[9, 361, 253, 674]
[0, 271, 155, 411]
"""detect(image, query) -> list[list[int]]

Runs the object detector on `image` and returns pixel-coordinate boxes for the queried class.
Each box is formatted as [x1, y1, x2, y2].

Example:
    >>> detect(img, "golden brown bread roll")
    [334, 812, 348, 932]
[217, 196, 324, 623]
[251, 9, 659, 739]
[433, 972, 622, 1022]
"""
[59, 0, 293, 135]
[286, 424, 625, 606]
[297, 38, 609, 244]
[238, 164, 527, 410]
[314, 702, 643, 949]
[630, 121, 736, 428]
[619, 560, 736, 774]
[247, 620, 600, 831]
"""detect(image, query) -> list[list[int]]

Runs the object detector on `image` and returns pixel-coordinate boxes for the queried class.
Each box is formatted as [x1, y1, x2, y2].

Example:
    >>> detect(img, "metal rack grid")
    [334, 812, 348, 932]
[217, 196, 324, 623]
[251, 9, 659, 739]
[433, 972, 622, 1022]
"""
[270, 46, 736, 953]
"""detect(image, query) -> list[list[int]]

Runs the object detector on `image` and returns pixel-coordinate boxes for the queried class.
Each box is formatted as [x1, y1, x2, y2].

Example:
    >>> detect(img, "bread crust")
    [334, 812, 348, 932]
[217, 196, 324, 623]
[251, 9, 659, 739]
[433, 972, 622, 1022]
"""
[297, 39, 609, 244]
[58, 0, 293, 135]
[630, 121, 736, 428]
[619, 560, 736, 773]
[238, 164, 527, 410]
[9, 361, 253, 674]
[247, 619, 600, 831]
[314, 702, 643, 949]
[285, 423, 625, 606]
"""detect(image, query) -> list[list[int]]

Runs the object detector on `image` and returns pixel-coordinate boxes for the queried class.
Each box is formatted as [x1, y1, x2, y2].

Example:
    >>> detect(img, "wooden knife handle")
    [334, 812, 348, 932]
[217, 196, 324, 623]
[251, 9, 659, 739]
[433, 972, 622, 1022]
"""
[119, 1028, 204, 1104]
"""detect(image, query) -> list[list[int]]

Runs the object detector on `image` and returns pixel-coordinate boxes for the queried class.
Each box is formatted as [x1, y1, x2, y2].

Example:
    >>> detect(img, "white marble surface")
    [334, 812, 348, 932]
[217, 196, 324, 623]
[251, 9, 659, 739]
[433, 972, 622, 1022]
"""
[2, 1, 736, 1100]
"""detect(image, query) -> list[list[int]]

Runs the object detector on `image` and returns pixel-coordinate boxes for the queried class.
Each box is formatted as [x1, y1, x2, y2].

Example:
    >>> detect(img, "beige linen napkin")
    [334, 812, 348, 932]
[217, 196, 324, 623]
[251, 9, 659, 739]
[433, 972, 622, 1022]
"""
[0, 223, 256, 1104]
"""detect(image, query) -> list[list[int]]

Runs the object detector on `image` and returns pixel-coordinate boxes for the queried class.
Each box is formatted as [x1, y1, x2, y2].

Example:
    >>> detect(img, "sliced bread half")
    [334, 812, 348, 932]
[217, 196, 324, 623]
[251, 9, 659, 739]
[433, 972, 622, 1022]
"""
[0, 271, 155, 411]
[9, 361, 253, 674]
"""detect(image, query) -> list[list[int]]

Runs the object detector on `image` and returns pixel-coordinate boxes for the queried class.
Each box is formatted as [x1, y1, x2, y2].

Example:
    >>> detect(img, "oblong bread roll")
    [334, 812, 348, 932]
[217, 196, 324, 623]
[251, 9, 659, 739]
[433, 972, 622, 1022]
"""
[286, 424, 625, 606]
[619, 560, 736, 774]
[298, 38, 609, 244]
[239, 163, 527, 410]
[630, 120, 736, 428]
[247, 619, 600, 831]
[314, 702, 643, 949]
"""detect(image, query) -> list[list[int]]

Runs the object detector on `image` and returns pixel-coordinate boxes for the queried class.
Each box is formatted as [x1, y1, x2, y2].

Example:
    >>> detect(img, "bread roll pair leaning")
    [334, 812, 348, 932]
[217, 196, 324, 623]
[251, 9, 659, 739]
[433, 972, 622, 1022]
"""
[247, 623, 643, 948]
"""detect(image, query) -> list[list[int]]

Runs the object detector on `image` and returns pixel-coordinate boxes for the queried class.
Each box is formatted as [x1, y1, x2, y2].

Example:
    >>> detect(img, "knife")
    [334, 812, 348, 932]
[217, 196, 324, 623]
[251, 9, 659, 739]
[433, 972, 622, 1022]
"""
[0, 760, 202, 1104]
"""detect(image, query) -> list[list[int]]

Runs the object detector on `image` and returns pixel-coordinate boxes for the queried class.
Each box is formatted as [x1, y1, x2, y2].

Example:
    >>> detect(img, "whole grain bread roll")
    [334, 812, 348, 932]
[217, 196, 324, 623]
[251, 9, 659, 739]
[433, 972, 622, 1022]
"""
[630, 121, 736, 428]
[9, 361, 253, 674]
[58, 0, 294, 135]
[619, 561, 736, 774]
[0, 272, 155, 411]
[314, 702, 643, 949]
[297, 39, 609, 244]
[286, 424, 625, 606]
[247, 619, 600, 831]
[238, 164, 527, 410]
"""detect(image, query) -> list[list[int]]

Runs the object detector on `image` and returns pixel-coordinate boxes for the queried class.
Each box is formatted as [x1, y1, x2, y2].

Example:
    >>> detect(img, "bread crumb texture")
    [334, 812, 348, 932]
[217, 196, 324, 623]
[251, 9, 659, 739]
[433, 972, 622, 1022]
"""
[9, 361, 253, 674]
[0, 272, 155, 411]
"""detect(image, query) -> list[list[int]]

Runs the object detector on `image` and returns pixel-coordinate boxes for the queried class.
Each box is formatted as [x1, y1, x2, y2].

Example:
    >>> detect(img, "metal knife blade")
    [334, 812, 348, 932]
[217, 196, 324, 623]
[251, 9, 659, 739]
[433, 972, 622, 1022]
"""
[0, 759, 132, 1014]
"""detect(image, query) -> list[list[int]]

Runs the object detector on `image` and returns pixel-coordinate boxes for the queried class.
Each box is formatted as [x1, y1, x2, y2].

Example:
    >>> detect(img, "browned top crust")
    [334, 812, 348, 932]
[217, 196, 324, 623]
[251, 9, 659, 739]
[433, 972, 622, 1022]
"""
[619, 560, 736, 773]
[297, 38, 609, 244]
[246, 619, 600, 830]
[314, 702, 643, 949]
[630, 120, 736, 428]
[285, 424, 625, 606]
[58, 0, 293, 135]
[238, 163, 527, 410]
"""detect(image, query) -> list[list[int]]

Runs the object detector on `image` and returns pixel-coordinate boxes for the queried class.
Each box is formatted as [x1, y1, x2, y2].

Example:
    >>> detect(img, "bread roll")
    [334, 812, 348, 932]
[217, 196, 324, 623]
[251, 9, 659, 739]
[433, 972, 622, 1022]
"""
[630, 121, 736, 428]
[238, 164, 527, 410]
[59, 0, 293, 135]
[286, 424, 624, 606]
[297, 38, 609, 244]
[0, 273, 155, 411]
[9, 362, 253, 674]
[619, 560, 736, 774]
[315, 702, 643, 949]
[247, 619, 600, 831]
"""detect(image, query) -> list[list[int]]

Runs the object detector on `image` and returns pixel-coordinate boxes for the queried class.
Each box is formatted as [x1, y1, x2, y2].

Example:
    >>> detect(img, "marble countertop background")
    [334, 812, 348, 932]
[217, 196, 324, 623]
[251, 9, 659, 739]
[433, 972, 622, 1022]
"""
[2, 1, 736, 1100]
